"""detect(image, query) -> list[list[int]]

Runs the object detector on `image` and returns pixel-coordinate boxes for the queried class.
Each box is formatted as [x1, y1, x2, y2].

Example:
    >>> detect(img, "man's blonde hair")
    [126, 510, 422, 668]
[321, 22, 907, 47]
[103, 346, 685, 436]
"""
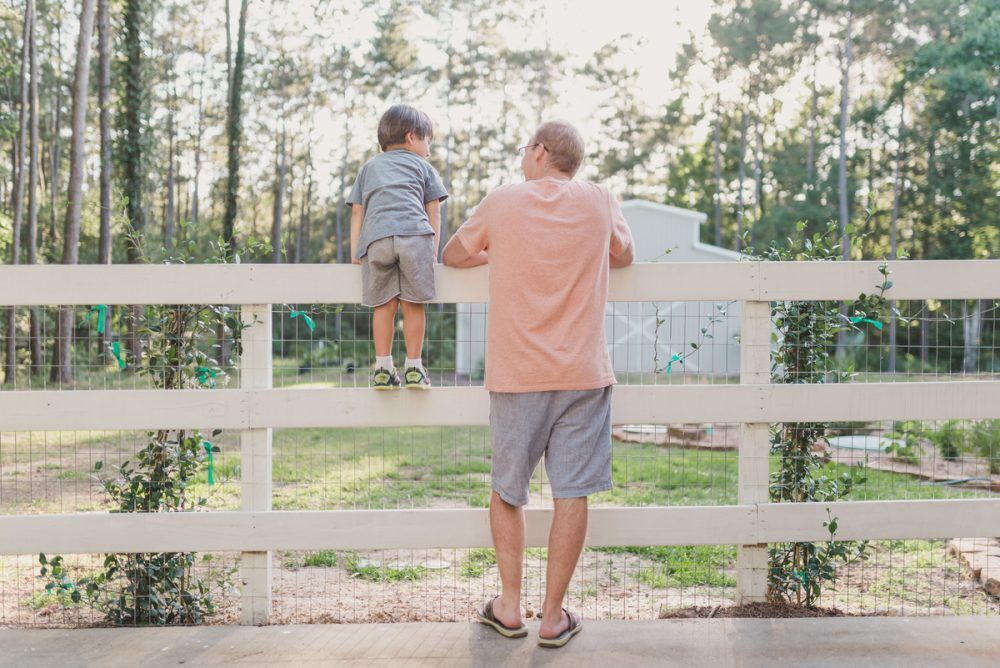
[532, 120, 585, 177]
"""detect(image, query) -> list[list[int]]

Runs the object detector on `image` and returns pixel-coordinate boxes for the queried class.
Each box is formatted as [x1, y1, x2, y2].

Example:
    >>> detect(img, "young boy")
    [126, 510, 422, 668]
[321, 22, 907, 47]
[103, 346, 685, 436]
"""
[348, 105, 448, 390]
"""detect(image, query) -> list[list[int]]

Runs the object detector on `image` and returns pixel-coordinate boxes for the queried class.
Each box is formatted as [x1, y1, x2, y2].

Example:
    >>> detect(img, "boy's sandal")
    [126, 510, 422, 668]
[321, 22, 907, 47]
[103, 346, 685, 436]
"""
[476, 596, 528, 639]
[537, 608, 582, 648]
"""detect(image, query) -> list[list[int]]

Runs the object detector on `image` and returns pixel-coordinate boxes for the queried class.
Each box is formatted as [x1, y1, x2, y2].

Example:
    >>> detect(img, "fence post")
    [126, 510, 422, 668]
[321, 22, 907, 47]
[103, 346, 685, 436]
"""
[240, 304, 272, 624]
[737, 300, 770, 603]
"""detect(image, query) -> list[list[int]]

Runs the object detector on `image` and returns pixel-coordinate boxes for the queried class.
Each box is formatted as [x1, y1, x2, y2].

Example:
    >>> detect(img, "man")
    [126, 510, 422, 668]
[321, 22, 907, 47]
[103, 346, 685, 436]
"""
[443, 120, 634, 648]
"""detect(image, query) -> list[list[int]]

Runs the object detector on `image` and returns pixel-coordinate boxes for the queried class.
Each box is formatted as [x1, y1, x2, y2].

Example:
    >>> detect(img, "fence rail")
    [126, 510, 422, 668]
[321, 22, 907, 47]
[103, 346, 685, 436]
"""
[2, 260, 999, 304]
[2, 260, 999, 624]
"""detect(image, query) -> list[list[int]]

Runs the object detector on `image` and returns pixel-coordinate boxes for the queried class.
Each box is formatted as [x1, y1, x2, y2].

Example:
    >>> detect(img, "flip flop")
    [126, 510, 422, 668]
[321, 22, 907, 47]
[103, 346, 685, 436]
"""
[537, 608, 582, 648]
[476, 596, 528, 638]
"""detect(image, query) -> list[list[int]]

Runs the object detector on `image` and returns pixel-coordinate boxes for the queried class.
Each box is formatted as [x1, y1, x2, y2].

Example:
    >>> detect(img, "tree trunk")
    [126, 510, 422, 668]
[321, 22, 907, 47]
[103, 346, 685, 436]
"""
[336, 98, 350, 264]
[713, 93, 722, 247]
[297, 166, 311, 264]
[753, 113, 764, 238]
[271, 126, 286, 263]
[27, 0, 42, 374]
[49, 19, 63, 254]
[50, 0, 96, 385]
[4, 1, 31, 385]
[164, 85, 176, 252]
[736, 110, 746, 252]
[837, 13, 852, 260]
[835, 13, 853, 356]
[887, 98, 904, 373]
[222, 0, 249, 255]
[98, 0, 112, 271]
[962, 300, 983, 374]
[919, 126, 938, 368]
[191, 55, 205, 228]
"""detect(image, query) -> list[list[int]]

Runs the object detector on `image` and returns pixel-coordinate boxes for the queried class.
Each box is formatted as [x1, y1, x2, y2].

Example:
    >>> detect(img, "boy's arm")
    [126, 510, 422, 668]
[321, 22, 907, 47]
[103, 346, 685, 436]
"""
[349, 204, 363, 265]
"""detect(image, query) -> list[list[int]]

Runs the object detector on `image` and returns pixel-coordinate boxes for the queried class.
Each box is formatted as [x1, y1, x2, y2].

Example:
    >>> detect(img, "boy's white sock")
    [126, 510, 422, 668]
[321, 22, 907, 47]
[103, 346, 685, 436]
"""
[405, 357, 423, 370]
[375, 355, 394, 371]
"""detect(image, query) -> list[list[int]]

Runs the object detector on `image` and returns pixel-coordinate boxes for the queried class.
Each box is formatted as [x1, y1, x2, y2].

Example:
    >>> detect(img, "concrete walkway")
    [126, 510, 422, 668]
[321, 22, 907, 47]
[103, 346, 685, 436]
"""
[2, 617, 999, 667]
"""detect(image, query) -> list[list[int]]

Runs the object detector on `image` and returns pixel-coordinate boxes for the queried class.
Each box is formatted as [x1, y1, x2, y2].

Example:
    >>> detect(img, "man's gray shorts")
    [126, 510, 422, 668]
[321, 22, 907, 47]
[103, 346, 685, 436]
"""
[489, 386, 613, 507]
[361, 234, 436, 308]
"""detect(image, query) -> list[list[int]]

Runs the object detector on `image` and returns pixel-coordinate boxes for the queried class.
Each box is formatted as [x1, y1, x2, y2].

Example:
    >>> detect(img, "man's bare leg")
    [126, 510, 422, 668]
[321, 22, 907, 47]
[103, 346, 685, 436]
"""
[489, 490, 525, 628]
[539, 496, 587, 638]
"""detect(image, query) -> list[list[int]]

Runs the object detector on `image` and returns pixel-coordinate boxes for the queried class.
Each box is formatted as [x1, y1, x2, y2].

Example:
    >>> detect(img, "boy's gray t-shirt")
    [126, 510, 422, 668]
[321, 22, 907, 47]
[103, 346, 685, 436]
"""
[348, 149, 448, 259]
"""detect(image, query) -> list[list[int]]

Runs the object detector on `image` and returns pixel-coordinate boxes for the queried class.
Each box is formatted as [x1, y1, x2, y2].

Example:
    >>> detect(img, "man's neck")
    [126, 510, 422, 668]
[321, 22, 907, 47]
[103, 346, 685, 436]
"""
[528, 169, 571, 182]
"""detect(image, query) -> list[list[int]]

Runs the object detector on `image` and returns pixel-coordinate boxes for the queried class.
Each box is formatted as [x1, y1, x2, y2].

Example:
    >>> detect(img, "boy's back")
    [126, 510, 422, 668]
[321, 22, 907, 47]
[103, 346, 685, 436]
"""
[348, 149, 447, 260]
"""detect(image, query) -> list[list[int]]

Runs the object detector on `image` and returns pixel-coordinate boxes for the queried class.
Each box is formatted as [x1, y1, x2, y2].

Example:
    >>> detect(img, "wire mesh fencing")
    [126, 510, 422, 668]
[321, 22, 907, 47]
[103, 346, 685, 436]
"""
[1, 298, 999, 627]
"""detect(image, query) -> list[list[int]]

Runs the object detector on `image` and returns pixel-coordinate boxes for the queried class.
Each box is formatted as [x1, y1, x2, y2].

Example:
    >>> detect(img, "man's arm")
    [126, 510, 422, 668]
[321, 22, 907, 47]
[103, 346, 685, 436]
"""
[609, 239, 634, 268]
[426, 199, 441, 258]
[349, 204, 363, 265]
[443, 234, 488, 268]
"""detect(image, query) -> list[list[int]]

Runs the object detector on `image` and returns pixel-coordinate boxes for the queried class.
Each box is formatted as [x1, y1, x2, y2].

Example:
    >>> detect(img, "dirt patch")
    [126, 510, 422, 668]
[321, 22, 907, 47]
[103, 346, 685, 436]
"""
[826, 439, 1000, 492]
[613, 424, 738, 451]
[660, 602, 858, 618]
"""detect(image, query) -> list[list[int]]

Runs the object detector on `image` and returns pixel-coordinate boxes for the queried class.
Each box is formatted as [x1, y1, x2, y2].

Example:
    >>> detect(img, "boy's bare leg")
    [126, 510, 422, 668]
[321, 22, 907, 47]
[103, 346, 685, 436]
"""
[372, 297, 399, 359]
[399, 300, 425, 361]
[539, 497, 587, 638]
[489, 490, 525, 628]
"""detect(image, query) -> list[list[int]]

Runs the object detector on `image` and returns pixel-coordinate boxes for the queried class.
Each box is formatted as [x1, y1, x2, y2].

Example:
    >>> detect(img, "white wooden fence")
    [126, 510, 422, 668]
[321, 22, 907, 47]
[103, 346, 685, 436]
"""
[1, 260, 999, 624]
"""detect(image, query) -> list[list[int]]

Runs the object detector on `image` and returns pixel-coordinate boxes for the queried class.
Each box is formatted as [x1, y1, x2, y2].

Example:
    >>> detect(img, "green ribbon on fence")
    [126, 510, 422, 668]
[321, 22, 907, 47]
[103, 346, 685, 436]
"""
[849, 316, 884, 330]
[202, 440, 215, 486]
[109, 341, 126, 370]
[290, 310, 316, 332]
[196, 366, 218, 387]
[79, 305, 108, 332]
[664, 353, 684, 375]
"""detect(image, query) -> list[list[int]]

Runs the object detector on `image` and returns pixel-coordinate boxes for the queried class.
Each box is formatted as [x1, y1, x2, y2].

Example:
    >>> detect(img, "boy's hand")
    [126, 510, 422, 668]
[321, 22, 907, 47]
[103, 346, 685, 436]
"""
[352, 258, 362, 266]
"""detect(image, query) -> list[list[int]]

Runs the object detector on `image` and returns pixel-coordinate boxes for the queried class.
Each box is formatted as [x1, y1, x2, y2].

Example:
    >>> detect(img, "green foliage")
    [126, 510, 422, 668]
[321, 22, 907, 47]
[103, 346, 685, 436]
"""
[36, 239, 267, 625]
[597, 545, 736, 588]
[302, 551, 340, 568]
[743, 220, 888, 606]
[929, 420, 966, 461]
[883, 428, 921, 466]
[343, 553, 425, 582]
[459, 548, 497, 578]
[969, 420, 1000, 475]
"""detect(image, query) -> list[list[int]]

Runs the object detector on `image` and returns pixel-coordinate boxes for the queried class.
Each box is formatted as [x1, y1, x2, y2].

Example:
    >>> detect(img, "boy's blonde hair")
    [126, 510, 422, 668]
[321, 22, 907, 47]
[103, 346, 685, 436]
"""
[378, 105, 434, 150]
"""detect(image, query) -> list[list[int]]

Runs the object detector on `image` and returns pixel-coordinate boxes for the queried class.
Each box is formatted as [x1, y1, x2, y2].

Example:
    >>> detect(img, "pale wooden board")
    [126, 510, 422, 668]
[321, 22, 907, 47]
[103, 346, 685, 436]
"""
[3, 382, 999, 431]
[2, 260, 998, 305]
[4, 500, 999, 555]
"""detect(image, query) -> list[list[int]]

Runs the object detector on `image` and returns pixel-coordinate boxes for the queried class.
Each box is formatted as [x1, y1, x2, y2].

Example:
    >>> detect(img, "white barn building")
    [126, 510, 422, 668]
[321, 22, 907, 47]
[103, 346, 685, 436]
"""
[455, 199, 743, 381]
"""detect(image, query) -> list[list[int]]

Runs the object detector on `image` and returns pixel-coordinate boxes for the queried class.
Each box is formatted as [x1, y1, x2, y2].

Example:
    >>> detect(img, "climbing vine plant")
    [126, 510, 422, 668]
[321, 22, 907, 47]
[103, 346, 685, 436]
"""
[39, 230, 270, 625]
[746, 221, 895, 606]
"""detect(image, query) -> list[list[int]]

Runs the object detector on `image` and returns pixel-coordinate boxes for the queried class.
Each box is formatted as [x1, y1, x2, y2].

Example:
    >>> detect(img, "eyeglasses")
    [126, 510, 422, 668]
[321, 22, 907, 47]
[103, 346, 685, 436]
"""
[517, 143, 544, 156]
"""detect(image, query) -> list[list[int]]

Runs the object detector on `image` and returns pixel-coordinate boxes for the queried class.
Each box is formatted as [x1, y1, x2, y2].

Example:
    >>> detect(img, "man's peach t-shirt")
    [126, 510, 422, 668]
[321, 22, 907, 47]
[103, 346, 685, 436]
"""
[454, 175, 633, 393]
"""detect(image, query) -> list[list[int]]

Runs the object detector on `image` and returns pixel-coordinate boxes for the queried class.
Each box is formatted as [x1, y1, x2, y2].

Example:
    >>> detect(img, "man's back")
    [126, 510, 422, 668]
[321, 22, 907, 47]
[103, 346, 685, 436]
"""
[454, 175, 633, 392]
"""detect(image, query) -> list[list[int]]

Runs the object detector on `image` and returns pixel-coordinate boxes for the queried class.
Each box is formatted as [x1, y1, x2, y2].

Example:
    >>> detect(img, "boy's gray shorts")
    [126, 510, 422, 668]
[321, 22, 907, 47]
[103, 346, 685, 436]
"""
[489, 386, 613, 507]
[361, 234, 436, 308]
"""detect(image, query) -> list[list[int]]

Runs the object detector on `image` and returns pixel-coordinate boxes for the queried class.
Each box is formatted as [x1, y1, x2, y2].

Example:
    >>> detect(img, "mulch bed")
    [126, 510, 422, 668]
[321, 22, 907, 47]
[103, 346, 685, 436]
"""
[660, 602, 860, 619]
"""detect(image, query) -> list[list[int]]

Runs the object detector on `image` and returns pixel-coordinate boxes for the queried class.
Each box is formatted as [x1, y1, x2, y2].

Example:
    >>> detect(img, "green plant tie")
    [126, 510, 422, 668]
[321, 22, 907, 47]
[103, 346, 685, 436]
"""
[196, 366, 217, 387]
[290, 310, 316, 332]
[850, 316, 884, 330]
[202, 440, 215, 485]
[665, 353, 684, 374]
[109, 341, 126, 370]
[79, 304, 108, 331]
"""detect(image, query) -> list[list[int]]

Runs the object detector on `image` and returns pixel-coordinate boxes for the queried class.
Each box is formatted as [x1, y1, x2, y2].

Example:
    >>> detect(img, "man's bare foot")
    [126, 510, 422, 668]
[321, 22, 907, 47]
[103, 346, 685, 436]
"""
[491, 594, 523, 630]
[538, 608, 570, 640]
